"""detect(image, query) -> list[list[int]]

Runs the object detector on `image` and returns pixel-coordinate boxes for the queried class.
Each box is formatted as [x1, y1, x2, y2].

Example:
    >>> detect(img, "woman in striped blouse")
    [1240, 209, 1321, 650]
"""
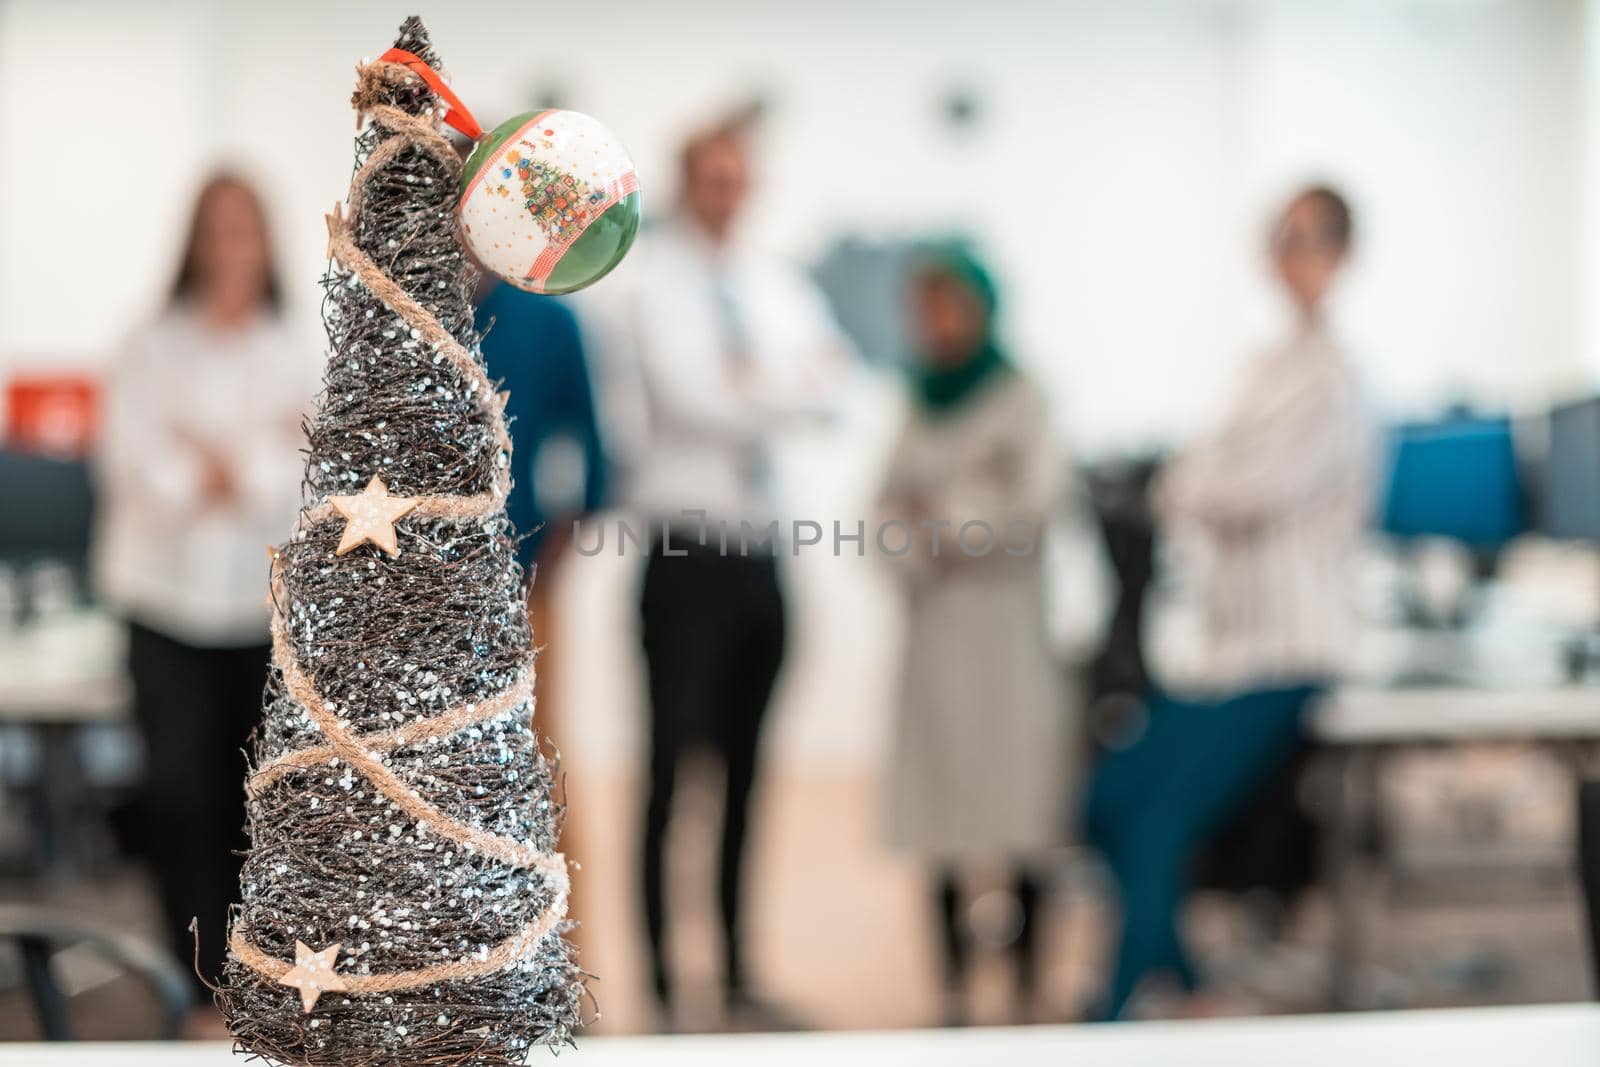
[1087, 186, 1374, 1019]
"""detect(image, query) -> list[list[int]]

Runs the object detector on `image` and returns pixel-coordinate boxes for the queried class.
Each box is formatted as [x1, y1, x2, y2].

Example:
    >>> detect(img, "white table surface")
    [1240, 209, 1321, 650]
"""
[0, 611, 127, 724]
[1313, 684, 1600, 743]
[1, 1004, 1595, 1067]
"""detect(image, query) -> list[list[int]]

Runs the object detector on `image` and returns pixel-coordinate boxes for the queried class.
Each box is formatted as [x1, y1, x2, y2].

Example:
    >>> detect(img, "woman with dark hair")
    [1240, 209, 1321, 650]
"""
[1086, 185, 1373, 1019]
[93, 173, 316, 1034]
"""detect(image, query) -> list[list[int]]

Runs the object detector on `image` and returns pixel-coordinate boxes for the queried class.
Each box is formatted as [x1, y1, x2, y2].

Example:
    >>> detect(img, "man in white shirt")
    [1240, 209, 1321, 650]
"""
[585, 118, 845, 1020]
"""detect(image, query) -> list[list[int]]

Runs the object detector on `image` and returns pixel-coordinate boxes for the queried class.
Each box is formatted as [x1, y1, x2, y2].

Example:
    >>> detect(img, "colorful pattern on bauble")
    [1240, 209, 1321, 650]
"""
[460, 109, 640, 295]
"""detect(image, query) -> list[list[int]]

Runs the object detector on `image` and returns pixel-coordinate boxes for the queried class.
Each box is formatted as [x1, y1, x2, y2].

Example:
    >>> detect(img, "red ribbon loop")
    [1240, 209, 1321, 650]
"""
[377, 47, 485, 142]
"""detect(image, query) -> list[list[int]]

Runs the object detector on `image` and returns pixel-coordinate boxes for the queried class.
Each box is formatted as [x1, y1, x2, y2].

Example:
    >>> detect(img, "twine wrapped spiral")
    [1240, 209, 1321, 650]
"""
[218, 18, 584, 1065]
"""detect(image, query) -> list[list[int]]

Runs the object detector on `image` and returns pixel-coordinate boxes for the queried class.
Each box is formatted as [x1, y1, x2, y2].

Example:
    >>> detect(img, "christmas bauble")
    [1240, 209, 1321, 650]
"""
[459, 110, 640, 295]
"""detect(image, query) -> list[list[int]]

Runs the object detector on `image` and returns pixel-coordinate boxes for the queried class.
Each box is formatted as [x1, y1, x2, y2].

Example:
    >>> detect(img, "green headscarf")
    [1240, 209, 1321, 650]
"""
[910, 243, 1011, 413]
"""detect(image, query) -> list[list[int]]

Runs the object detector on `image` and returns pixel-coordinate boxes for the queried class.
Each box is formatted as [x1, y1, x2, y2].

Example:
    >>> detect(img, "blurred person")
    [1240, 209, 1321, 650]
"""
[473, 280, 607, 950]
[876, 246, 1073, 1026]
[475, 283, 606, 572]
[93, 173, 315, 1034]
[588, 118, 846, 1024]
[1085, 186, 1372, 1019]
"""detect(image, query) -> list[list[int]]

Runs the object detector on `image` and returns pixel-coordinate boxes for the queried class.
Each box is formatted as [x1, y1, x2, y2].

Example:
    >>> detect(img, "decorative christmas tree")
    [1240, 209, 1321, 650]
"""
[218, 17, 583, 1064]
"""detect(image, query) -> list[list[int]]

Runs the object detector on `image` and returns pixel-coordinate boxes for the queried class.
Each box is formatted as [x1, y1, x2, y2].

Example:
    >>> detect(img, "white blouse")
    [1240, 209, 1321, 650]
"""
[1156, 325, 1374, 690]
[93, 307, 319, 647]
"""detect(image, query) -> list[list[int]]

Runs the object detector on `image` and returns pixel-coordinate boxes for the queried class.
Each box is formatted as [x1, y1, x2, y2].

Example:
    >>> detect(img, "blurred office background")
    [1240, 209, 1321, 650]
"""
[3, 0, 1600, 1042]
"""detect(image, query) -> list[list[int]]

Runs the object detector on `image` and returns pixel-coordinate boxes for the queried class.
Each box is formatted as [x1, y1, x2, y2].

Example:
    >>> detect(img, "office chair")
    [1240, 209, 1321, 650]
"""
[0, 905, 191, 1039]
[0, 448, 94, 561]
[0, 449, 95, 618]
[1579, 779, 1600, 995]
[0, 450, 105, 875]
[1084, 457, 1158, 705]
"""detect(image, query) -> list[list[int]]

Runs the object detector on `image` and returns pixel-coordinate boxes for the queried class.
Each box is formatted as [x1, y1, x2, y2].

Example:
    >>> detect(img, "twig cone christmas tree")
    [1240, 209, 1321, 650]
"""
[219, 17, 583, 1064]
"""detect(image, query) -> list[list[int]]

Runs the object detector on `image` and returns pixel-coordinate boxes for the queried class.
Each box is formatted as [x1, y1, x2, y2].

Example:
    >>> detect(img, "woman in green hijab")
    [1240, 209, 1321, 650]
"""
[910, 247, 1009, 411]
[876, 246, 1080, 1024]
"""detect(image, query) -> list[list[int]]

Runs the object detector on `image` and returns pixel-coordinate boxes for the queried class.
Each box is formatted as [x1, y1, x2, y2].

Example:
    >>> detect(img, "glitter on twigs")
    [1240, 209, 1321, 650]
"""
[216, 16, 586, 1065]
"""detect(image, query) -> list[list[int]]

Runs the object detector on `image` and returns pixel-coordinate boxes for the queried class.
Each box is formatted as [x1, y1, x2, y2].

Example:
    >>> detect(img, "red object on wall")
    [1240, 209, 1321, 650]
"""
[6, 374, 100, 457]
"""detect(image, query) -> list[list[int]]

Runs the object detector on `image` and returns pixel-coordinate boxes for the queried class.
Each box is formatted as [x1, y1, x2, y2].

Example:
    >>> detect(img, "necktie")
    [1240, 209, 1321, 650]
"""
[711, 272, 771, 517]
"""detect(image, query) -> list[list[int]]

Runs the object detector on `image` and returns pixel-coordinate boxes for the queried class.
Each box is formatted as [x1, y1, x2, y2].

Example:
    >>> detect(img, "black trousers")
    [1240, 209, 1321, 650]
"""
[639, 538, 785, 1003]
[126, 621, 269, 997]
[937, 868, 1043, 995]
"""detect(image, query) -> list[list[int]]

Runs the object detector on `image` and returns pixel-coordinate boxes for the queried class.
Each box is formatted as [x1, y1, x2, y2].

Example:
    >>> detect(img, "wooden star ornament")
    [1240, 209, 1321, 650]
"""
[329, 476, 418, 557]
[324, 202, 346, 262]
[277, 940, 348, 1013]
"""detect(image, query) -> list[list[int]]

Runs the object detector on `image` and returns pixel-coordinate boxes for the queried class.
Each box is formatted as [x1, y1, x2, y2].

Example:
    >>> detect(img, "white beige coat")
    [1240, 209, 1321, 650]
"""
[877, 368, 1076, 862]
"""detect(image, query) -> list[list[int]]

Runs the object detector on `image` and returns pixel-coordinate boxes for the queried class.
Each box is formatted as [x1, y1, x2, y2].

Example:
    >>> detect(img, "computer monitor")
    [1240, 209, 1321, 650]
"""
[1381, 414, 1526, 552]
[0, 449, 95, 573]
[1543, 396, 1600, 542]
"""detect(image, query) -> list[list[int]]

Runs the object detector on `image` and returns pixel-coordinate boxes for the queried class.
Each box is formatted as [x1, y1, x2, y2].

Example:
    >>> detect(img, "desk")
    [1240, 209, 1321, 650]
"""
[0, 1004, 1596, 1066]
[0, 612, 129, 873]
[0, 612, 127, 725]
[1311, 685, 1600, 1008]
[1314, 685, 1600, 744]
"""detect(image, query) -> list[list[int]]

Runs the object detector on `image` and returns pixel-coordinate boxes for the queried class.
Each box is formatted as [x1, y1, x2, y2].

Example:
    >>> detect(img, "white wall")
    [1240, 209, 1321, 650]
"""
[0, 0, 1590, 444]
[0, 0, 1591, 771]
[1585, 0, 1600, 377]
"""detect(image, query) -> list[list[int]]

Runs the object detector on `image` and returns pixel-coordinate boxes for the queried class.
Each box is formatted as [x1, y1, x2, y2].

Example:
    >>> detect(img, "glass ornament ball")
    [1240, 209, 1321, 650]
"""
[459, 110, 640, 295]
